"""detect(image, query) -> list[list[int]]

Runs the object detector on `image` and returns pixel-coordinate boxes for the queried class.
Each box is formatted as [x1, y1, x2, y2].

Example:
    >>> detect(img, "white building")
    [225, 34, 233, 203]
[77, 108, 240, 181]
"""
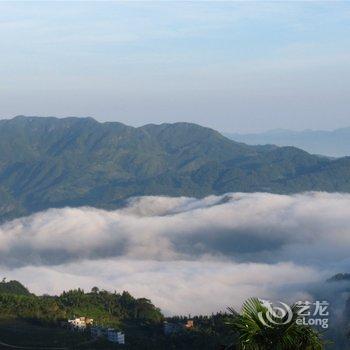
[68, 317, 93, 331]
[107, 328, 125, 344]
[91, 326, 125, 344]
[117, 332, 125, 345]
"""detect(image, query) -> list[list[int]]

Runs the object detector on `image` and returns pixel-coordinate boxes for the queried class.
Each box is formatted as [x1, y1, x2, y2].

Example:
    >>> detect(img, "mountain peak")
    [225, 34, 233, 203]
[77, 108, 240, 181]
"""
[327, 273, 350, 283]
[0, 279, 31, 296]
[0, 116, 349, 222]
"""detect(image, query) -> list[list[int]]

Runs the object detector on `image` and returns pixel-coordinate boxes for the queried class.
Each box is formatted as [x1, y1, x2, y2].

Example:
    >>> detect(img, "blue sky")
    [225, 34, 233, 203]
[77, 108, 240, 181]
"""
[0, 1, 349, 132]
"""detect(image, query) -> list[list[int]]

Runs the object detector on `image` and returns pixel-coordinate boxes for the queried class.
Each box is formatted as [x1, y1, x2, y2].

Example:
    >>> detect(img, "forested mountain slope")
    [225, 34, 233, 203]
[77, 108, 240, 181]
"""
[1, 116, 350, 222]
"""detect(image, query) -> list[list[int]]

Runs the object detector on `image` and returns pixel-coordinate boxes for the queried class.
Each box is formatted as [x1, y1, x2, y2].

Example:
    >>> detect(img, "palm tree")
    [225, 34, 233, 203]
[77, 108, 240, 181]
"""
[225, 298, 324, 350]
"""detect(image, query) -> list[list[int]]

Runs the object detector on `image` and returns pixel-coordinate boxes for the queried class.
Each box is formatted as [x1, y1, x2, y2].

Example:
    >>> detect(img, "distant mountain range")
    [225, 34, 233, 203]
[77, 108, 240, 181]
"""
[327, 273, 350, 283]
[225, 128, 350, 157]
[1, 116, 350, 222]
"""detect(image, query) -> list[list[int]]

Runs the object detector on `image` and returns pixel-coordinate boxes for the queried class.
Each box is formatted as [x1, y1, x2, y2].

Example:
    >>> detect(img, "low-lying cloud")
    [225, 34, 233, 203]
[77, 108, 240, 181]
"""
[1, 192, 350, 314]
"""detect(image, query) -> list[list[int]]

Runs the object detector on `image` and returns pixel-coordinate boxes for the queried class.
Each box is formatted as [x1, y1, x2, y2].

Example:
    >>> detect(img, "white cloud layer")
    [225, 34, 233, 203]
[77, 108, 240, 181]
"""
[1, 192, 349, 314]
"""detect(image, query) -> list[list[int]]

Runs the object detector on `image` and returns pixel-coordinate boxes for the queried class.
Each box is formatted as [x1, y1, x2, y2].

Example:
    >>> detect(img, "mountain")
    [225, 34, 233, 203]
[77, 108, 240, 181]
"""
[1, 116, 350, 222]
[0, 279, 31, 296]
[226, 128, 350, 157]
[327, 273, 350, 283]
[0, 280, 163, 326]
[0, 279, 235, 350]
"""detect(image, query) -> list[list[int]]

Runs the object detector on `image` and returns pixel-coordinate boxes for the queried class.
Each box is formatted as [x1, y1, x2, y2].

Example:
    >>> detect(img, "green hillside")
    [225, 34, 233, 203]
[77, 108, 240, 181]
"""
[0, 281, 234, 350]
[0, 283, 162, 329]
[1, 116, 350, 222]
[0, 279, 31, 296]
[0, 282, 162, 349]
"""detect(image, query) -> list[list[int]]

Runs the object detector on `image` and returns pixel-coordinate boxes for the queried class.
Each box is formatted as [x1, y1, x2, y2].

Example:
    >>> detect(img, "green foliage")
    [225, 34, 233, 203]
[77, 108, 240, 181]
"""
[0, 278, 31, 296]
[2, 116, 350, 222]
[0, 283, 328, 350]
[227, 298, 324, 350]
[0, 280, 234, 349]
[0, 284, 163, 328]
[0, 317, 89, 349]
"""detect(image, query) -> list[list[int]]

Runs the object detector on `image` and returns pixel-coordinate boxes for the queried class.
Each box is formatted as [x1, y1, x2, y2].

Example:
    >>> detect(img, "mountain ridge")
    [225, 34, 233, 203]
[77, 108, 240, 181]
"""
[1, 116, 350, 222]
[225, 127, 350, 157]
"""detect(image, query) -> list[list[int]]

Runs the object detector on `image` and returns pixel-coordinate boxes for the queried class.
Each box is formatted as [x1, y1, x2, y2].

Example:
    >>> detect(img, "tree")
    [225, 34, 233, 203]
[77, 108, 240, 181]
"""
[226, 298, 324, 350]
[91, 286, 99, 294]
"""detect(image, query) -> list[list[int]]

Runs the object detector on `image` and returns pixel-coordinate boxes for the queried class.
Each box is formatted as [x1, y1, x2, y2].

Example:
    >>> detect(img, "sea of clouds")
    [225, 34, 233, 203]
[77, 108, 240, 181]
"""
[1, 192, 350, 315]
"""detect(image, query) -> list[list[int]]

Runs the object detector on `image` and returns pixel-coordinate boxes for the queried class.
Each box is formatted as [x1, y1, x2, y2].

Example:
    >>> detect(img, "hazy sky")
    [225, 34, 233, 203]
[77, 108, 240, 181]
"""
[0, 1, 349, 132]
